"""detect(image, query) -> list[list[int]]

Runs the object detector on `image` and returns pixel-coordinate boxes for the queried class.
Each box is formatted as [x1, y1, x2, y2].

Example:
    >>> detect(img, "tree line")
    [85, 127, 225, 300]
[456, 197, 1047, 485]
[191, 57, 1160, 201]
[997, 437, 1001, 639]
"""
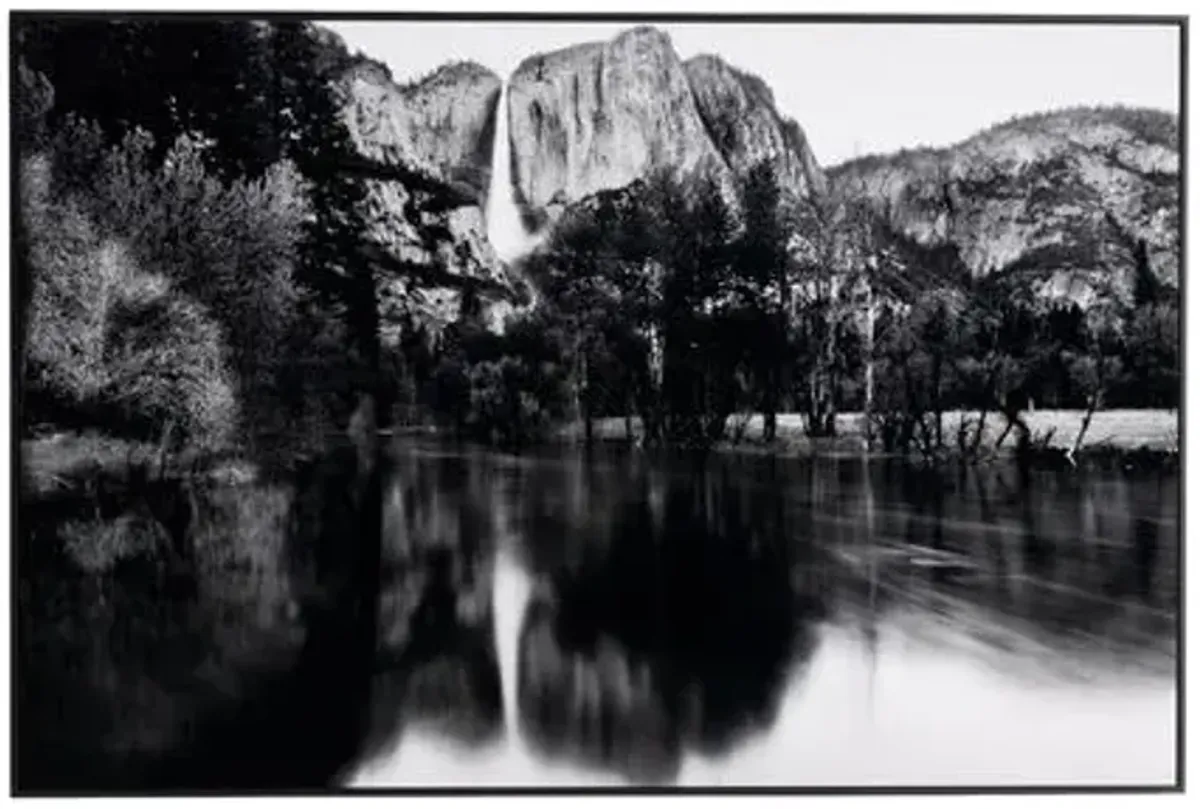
[415, 161, 1179, 459]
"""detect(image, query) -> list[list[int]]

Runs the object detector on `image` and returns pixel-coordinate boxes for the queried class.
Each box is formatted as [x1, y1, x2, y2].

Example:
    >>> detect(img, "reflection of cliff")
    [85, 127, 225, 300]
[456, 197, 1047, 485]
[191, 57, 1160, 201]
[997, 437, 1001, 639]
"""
[514, 465, 824, 783]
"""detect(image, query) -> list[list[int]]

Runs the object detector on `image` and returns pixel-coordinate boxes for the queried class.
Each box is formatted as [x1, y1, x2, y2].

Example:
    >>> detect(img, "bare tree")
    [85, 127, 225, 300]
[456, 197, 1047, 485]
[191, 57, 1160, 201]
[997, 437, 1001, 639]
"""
[789, 168, 899, 443]
[1066, 277, 1125, 464]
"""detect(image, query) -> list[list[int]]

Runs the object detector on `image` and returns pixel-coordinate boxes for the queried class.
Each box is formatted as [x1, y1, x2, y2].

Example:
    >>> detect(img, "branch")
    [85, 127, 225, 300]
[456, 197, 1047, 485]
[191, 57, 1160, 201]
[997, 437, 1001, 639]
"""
[333, 154, 479, 211]
[357, 242, 513, 300]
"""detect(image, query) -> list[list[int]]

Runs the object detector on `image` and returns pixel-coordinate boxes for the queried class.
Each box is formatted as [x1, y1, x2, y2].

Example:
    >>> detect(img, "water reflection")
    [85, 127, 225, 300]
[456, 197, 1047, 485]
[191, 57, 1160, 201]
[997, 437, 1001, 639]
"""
[17, 439, 1177, 791]
[360, 454, 505, 762]
[512, 463, 823, 782]
[354, 443, 1176, 788]
[16, 441, 385, 791]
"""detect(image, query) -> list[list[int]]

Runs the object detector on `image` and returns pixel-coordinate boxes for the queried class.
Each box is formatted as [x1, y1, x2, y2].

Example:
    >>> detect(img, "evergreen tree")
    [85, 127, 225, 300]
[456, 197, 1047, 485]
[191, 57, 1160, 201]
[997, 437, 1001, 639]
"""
[733, 161, 791, 442]
[265, 22, 380, 417]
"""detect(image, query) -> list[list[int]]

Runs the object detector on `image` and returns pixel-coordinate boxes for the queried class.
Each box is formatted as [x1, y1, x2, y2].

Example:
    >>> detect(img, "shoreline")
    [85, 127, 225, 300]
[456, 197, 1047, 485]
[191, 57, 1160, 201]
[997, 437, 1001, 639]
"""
[19, 408, 1181, 499]
[560, 409, 1180, 457]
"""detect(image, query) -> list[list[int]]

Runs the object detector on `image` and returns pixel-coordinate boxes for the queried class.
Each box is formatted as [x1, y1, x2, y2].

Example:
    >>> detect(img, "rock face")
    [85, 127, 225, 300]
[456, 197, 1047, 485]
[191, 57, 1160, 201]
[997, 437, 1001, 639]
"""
[319, 27, 513, 337]
[507, 27, 723, 228]
[829, 107, 1180, 303]
[340, 58, 501, 205]
[507, 26, 826, 230]
[683, 54, 826, 201]
[316, 19, 1179, 332]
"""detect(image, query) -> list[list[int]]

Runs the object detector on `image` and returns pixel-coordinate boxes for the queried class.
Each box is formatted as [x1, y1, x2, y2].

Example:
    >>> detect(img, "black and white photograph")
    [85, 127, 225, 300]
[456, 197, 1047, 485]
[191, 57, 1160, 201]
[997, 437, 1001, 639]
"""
[7, 6, 1186, 796]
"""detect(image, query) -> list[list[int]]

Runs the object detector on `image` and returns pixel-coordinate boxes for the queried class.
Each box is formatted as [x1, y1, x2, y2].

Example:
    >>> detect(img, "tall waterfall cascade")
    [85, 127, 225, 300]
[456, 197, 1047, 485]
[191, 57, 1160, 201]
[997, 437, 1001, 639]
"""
[483, 81, 541, 742]
[485, 82, 540, 263]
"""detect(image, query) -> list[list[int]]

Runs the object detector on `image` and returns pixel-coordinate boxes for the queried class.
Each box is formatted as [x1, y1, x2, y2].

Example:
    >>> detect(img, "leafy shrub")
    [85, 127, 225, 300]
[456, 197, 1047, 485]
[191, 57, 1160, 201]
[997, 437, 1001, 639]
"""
[22, 155, 237, 450]
[14, 61, 54, 151]
[423, 311, 573, 447]
[23, 161, 111, 407]
[102, 270, 237, 451]
[463, 357, 546, 446]
[48, 121, 313, 440]
[21, 102, 338, 454]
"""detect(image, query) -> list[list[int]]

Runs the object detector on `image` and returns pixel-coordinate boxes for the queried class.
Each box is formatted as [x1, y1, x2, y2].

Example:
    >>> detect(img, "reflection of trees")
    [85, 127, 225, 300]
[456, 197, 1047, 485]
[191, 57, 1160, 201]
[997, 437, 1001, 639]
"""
[973, 465, 1014, 610]
[883, 460, 1175, 652]
[361, 453, 503, 762]
[17, 473, 215, 791]
[20, 449, 386, 792]
[515, 460, 824, 783]
[1015, 463, 1055, 587]
[519, 596, 679, 783]
[138, 442, 386, 790]
[32, 446, 515, 790]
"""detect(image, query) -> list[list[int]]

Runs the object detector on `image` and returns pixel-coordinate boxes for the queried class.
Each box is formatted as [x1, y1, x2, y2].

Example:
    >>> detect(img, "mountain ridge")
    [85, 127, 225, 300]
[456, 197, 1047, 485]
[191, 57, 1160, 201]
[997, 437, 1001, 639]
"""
[826, 103, 1180, 302]
[827, 104, 1178, 175]
[322, 21, 1179, 319]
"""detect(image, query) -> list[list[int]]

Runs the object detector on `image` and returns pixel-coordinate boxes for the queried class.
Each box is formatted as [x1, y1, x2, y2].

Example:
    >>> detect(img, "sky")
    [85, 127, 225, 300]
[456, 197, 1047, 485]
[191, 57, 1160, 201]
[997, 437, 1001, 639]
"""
[320, 21, 1180, 167]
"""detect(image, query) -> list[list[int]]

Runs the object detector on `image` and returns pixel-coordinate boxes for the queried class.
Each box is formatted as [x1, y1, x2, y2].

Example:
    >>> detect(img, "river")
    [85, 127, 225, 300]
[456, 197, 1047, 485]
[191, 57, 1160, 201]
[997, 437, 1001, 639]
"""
[348, 438, 1178, 788]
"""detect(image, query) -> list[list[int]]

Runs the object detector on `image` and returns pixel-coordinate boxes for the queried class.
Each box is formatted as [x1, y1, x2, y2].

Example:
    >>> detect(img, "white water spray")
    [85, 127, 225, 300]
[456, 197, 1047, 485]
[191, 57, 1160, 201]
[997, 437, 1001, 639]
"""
[485, 82, 540, 263]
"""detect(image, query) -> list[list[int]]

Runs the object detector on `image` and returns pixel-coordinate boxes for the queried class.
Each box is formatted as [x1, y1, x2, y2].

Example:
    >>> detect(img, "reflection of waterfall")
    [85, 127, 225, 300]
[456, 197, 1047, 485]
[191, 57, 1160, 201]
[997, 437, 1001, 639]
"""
[486, 82, 539, 263]
[493, 542, 533, 742]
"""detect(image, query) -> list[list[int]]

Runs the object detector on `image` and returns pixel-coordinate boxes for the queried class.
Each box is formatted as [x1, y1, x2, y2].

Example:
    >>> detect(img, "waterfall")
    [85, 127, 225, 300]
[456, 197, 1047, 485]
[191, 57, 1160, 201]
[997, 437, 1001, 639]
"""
[492, 540, 533, 743]
[486, 82, 539, 263]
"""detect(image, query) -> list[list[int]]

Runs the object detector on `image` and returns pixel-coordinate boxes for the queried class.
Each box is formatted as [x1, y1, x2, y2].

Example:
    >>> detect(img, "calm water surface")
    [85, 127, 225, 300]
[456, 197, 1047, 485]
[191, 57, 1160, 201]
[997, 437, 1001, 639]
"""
[348, 439, 1178, 788]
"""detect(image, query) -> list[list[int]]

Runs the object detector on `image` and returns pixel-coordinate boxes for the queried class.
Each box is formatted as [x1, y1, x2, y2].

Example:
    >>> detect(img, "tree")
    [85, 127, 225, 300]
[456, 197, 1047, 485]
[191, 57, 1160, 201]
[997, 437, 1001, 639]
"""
[790, 194, 872, 438]
[527, 194, 628, 446]
[423, 305, 572, 447]
[1056, 267, 1125, 462]
[14, 60, 54, 154]
[653, 172, 740, 446]
[18, 19, 389, 436]
[16, 20, 285, 180]
[20, 155, 236, 449]
[1123, 300, 1179, 408]
[264, 22, 381, 421]
[612, 174, 674, 445]
[732, 161, 791, 443]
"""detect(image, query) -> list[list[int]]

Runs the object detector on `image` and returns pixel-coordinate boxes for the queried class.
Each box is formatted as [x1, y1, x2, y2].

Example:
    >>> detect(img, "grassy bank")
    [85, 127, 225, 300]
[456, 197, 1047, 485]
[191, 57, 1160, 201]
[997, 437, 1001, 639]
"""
[566, 409, 1180, 458]
[17, 430, 335, 501]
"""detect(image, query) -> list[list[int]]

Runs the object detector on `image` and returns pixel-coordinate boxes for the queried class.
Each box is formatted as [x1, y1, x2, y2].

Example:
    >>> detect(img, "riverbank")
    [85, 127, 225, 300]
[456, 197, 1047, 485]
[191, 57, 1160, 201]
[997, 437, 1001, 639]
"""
[561, 409, 1180, 460]
[19, 408, 1179, 500]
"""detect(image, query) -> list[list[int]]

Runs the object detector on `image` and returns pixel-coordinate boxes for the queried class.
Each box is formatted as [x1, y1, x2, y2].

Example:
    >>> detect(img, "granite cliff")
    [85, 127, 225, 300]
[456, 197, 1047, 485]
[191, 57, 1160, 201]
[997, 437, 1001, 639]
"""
[683, 53, 826, 201]
[828, 106, 1180, 304]
[506, 26, 826, 230]
[316, 27, 513, 338]
[320, 20, 1178, 327]
[338, 56, 500, 203]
